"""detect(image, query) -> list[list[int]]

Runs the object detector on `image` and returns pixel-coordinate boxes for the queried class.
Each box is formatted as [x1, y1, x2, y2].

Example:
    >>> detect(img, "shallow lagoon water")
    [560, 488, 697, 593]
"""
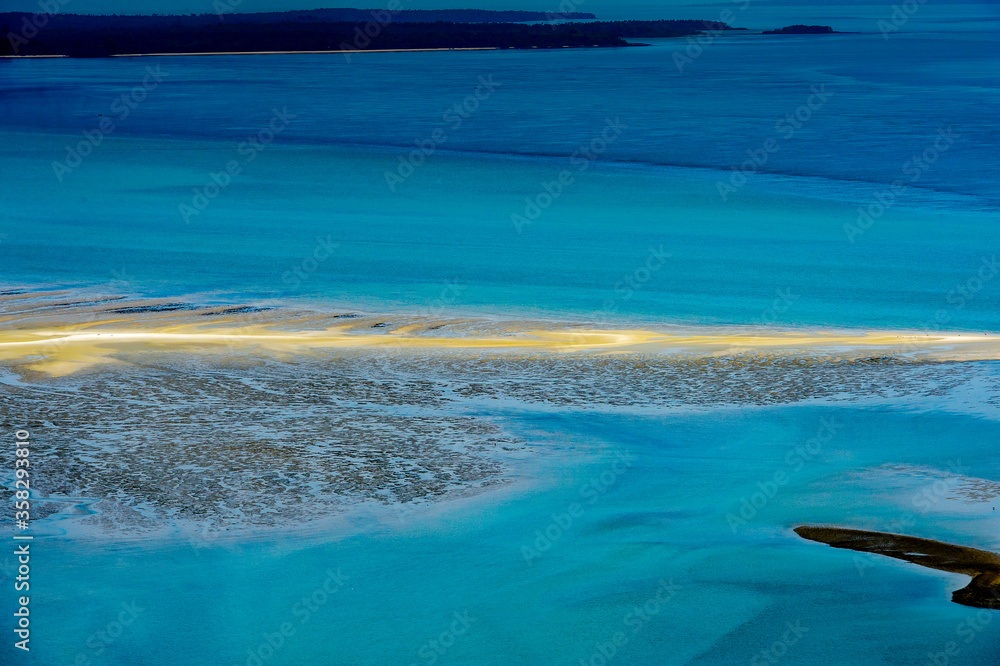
[2, 6, 1000, 665]
[16, 402, 1000, 665]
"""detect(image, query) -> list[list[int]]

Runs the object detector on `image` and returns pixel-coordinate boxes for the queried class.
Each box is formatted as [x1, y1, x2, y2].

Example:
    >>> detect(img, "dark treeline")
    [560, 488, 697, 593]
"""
[0, 13, 738, 57]
[762, 25, 835, 34]
[576, 20, 741, 37]
[219, 9, 599, 23]
[1, 9, 599, 31]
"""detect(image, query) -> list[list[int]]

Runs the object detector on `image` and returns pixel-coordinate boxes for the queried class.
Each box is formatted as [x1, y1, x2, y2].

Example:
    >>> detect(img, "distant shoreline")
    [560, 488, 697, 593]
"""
[112, 46, 501, 57]
[0, 46, 637, 59]
[0, 44, 662, 59]
[0, 14, 732, 57]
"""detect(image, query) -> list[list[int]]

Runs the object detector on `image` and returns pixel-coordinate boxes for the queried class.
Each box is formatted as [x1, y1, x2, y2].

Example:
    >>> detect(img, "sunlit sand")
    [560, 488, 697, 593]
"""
[2, 308, 1000, 376]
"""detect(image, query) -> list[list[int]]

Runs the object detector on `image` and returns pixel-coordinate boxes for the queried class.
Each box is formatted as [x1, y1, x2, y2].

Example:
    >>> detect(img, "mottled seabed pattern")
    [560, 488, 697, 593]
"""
[2, 290, 1000, 665]
[2, 290, 999, 537]
[3, 4, 1000, 665]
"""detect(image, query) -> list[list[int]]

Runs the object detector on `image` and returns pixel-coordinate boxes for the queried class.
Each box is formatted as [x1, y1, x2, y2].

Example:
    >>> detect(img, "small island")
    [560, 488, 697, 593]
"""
[762, 25, 837, 35]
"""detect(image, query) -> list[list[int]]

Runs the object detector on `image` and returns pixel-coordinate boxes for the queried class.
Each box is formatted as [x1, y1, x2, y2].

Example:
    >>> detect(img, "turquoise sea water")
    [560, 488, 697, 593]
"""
[2, 5, 1000, 665]
[2, 14, 999, 329]
[14, 403, 1000, 665]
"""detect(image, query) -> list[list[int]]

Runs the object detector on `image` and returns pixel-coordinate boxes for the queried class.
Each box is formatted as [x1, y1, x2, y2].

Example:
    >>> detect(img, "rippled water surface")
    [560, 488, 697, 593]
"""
[2, 4, 999, 664]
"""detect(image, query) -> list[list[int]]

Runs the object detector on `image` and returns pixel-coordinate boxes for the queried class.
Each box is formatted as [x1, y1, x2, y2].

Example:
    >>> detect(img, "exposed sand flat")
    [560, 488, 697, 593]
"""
[2, 336, 985, 536]
[3, 293, 994, 536]
[1, 323, 999, 377]
[1, 292, 998, 376]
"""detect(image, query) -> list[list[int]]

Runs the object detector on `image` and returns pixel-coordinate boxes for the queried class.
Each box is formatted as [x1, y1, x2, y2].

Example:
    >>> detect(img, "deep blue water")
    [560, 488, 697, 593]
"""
[4, 23, 999, 199]
[2, 19, 999, 329]
[2, 6, 1000, 665]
